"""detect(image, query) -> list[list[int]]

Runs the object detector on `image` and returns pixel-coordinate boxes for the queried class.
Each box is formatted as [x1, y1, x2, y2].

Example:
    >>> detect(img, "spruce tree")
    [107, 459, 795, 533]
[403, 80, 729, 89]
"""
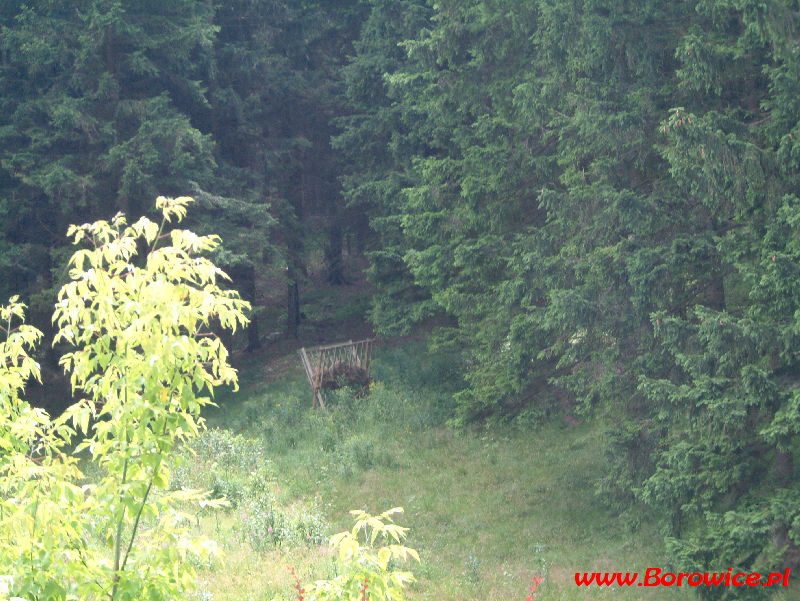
[0, 0, 217, 322]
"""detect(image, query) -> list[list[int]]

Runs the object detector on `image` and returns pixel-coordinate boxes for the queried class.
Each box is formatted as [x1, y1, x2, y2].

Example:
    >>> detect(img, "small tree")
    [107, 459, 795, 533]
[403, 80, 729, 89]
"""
[302, 508, 419, 601]
[0, 196, 248, 601]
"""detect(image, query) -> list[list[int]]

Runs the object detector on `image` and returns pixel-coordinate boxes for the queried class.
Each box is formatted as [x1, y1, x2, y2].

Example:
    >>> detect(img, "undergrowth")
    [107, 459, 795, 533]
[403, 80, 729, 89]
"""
[176, 341, 797, 601]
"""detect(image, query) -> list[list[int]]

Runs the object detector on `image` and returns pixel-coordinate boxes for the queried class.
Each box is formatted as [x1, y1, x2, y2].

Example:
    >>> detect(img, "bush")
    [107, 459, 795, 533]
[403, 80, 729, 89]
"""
[337, 434, 376, 472]
[239, 470, 326, 551]
[298, 508, 420, 601]
[0, 197, 248, 601]
[174, 429, 264, 507]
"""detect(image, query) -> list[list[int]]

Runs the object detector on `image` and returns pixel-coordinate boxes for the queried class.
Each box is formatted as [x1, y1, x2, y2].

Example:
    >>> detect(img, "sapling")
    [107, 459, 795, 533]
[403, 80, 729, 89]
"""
[301, 508, 419, 601]
[0, 197, 248, 601]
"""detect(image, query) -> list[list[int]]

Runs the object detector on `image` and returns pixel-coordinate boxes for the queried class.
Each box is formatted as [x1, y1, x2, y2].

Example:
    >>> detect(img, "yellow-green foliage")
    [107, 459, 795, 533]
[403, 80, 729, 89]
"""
[0, 197, 248, 601]
[305, 508, 419, 601]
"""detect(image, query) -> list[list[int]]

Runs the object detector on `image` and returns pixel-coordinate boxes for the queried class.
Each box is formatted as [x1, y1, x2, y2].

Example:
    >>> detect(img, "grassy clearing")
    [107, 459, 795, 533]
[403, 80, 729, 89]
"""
[178, 342, 796, 601]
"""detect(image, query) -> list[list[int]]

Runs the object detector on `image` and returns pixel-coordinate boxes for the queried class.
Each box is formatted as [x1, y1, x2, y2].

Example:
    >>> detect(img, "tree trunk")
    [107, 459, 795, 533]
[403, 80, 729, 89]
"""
[776, 449, 794, 484]
[705, 252, 726, 311]
[227, 261, 261, 352]
[247, 312, 261, 351]
[287, 267, 300, 339]
[325, 221, 345, 285]
[773, 447, 799, 569]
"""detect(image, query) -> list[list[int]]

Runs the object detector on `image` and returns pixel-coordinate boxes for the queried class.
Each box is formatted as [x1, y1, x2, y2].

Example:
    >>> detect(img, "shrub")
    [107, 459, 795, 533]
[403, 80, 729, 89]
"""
[300, 508, 419, 601]
[337, 434, 376, 472]
[239, 470, 326, 551]
[174, 428, 264, 507]
[0, 197, 248, 601]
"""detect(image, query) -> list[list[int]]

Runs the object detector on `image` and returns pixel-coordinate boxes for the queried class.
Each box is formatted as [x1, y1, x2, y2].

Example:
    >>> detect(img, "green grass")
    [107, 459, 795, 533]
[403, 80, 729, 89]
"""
[178, 341, 798, 601]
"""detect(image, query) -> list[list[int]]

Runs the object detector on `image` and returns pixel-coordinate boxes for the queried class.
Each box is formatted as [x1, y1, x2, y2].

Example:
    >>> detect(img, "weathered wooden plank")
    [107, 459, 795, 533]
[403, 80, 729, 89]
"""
[298, 338, 376, 409]
[299, 347, 314, 386]
[305, 338, 375, 352]
[364, 340, 372, 373]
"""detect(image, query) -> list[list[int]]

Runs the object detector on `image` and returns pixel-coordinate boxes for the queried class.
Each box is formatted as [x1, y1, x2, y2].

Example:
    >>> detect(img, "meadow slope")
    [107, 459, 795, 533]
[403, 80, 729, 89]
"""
[173, 341, 800, 601]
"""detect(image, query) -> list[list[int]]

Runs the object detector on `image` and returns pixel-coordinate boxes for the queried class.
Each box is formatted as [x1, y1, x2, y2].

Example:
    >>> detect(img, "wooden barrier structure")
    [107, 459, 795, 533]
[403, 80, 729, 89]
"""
[299, 339, 375, 409]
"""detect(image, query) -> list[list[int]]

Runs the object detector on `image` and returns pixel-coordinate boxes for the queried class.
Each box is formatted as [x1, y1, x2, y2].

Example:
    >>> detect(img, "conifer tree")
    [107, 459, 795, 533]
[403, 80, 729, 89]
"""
[637, 1, 800, 586]
[338, 2, 800, 580]
[0, 0, 217, 321]
[333, 0, 434, 330]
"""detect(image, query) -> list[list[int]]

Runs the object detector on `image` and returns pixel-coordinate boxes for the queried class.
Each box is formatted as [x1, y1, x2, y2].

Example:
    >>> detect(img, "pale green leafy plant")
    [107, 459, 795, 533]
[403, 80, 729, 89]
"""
[304, 508, 420, 601]
[0, 196, 248, 601]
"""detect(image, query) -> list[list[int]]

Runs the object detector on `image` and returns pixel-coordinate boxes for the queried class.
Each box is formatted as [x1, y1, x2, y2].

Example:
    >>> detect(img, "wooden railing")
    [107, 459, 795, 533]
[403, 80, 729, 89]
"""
[299, 339, 375, 408]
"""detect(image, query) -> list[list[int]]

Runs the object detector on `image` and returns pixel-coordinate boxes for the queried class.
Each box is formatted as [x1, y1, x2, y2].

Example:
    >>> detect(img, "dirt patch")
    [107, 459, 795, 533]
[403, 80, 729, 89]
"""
[231, 253, 375, 378]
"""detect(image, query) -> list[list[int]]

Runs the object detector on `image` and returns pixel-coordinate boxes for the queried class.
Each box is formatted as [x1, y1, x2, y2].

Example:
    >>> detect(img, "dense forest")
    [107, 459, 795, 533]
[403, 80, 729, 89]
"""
[2, 0, 800, 596]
